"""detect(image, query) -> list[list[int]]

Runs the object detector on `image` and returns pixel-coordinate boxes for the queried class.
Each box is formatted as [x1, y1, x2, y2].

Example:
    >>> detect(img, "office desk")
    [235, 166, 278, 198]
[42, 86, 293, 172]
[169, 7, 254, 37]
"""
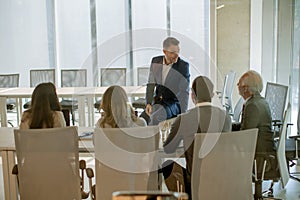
[0, 86, 146, 127]
[0, 127, 94, 200]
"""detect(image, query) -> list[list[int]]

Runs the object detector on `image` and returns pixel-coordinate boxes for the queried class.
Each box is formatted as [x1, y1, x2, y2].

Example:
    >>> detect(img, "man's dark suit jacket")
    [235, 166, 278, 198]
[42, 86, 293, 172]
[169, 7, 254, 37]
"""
[146, 56, 190, 117]
[163, 104, 232, 185]
[241, 93, 274, 153]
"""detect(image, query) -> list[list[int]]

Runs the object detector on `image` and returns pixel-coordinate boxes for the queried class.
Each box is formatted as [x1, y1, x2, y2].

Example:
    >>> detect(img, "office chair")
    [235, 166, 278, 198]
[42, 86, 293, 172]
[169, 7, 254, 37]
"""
[0, 74, 19, 110]
[231, 97, 244, 123]
[264, 82, 288, 134]
[132, 67, 149, 110]
[231, 97, 245, 131]
[218, 70, 236, 115]
[285, 108, 300, 182]
[0, 73, 19, 126]
[23, 69, 56, 109]
[192, 129, 258, 200]
[60, 69, 87, 125]
[93, 126, 159, 199]
[253, 104, 291, 200]
[94, 68, 126, 110]
[13, 127, 93, 199]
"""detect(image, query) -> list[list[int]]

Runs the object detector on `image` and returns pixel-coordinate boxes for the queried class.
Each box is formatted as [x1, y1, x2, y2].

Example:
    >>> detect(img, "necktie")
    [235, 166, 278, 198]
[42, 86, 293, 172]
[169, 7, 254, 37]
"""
[241, 104, 245, 124]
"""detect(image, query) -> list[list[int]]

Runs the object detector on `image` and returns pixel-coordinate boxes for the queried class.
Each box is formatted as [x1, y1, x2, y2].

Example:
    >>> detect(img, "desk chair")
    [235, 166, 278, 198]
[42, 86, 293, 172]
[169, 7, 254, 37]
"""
[192, 129, 258, 200]
[218, 71, 236, 115]
[23, 69, 56, 109]
[0, 73, 19, 126]
[93, 126, 159, 200]
[285, 108, 300, 182]
[13, 127, 93, 199]
[253, 104, 291, 200]
[60, 69, 87, 125]
[265, 82, 288, 134]
[0, 74, 19, 110]
[132, 67, 149, 110]
[231, 97, 244, 131]
[94, 68, 126, 110]
[231, 97, 244, 123]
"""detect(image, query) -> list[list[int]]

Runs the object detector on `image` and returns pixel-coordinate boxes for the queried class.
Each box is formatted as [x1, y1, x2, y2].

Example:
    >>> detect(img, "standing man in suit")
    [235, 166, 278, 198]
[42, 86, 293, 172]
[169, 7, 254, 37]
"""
[162, 76, 232, 198]
[145, 37, 190, 125]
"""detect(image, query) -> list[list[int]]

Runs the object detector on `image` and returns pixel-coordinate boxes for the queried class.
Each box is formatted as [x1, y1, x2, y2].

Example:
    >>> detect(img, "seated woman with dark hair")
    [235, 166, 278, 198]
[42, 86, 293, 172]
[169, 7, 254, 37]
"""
[19, 82, 66, 129]
[96, 85, 146, 128]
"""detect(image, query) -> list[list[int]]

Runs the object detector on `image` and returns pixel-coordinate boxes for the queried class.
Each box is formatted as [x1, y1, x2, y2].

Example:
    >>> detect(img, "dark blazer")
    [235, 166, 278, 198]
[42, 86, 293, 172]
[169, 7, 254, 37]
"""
[163, 104, 232, 185]
[241, 93, 274, 153]
[146, 56, 190, 116]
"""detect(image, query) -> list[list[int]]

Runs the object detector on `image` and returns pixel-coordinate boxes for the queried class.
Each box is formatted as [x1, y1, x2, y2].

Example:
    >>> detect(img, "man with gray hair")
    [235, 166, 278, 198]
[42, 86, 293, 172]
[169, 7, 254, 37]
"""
[237, 70, 276, 198]
[237, 70, 274, 153]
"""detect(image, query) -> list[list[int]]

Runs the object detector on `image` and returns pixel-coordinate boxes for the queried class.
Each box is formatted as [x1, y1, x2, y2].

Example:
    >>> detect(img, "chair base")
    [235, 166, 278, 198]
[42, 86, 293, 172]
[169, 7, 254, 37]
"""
[254, 180, 282, 200]
[7, 104, 15, 110]
[290, 173, 300, 182]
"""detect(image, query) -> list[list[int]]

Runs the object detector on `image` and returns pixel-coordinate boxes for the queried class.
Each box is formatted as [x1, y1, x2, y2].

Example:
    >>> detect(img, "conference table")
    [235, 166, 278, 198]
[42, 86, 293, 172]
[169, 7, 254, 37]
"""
[0, 86, 146, 127]
[0, 126, 184, 200]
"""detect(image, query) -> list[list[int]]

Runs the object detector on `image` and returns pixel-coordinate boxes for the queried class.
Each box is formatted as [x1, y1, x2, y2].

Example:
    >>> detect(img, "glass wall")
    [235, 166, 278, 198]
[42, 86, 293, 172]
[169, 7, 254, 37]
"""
[0, 0, 208, 88]
[290, 0, 300, 134]
[55, 0, 91, 86]
[94, 0, 129, 86]
[171, 0, 209, 82]
[0, 0, 50, 86]
[131, 0, 168, 85]
[0, 0, 298, 116]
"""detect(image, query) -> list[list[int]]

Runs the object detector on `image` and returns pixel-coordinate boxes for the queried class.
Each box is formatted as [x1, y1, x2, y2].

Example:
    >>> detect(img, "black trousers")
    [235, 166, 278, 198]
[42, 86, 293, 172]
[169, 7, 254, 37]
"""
[160, 160, 192, 199]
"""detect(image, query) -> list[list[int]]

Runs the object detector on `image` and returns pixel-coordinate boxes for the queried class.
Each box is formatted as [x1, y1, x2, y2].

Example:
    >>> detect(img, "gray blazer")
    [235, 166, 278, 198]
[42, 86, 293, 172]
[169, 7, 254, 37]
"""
[241, 93, 274, 153]
[163, 105, 232, 184]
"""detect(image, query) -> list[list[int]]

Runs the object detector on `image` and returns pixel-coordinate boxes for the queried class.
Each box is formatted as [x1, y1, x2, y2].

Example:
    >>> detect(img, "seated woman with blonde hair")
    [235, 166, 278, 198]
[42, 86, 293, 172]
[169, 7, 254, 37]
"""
[19, 82, 66, 129]
[96, 85, 146, 128]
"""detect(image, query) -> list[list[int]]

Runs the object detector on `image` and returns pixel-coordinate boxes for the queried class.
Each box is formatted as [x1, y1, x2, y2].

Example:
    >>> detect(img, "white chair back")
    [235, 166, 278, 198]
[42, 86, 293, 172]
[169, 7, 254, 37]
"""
[94, 126, 159, 199]
[14, 126, 81, 200]
[192, 129, 258, 200]
[277, 103, 291, 187]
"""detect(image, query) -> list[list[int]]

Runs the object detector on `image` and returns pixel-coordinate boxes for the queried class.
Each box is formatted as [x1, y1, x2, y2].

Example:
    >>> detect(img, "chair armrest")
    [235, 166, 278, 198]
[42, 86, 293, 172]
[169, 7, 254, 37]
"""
[289, 135, 300, 139]
[272, 120, 282, 128]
